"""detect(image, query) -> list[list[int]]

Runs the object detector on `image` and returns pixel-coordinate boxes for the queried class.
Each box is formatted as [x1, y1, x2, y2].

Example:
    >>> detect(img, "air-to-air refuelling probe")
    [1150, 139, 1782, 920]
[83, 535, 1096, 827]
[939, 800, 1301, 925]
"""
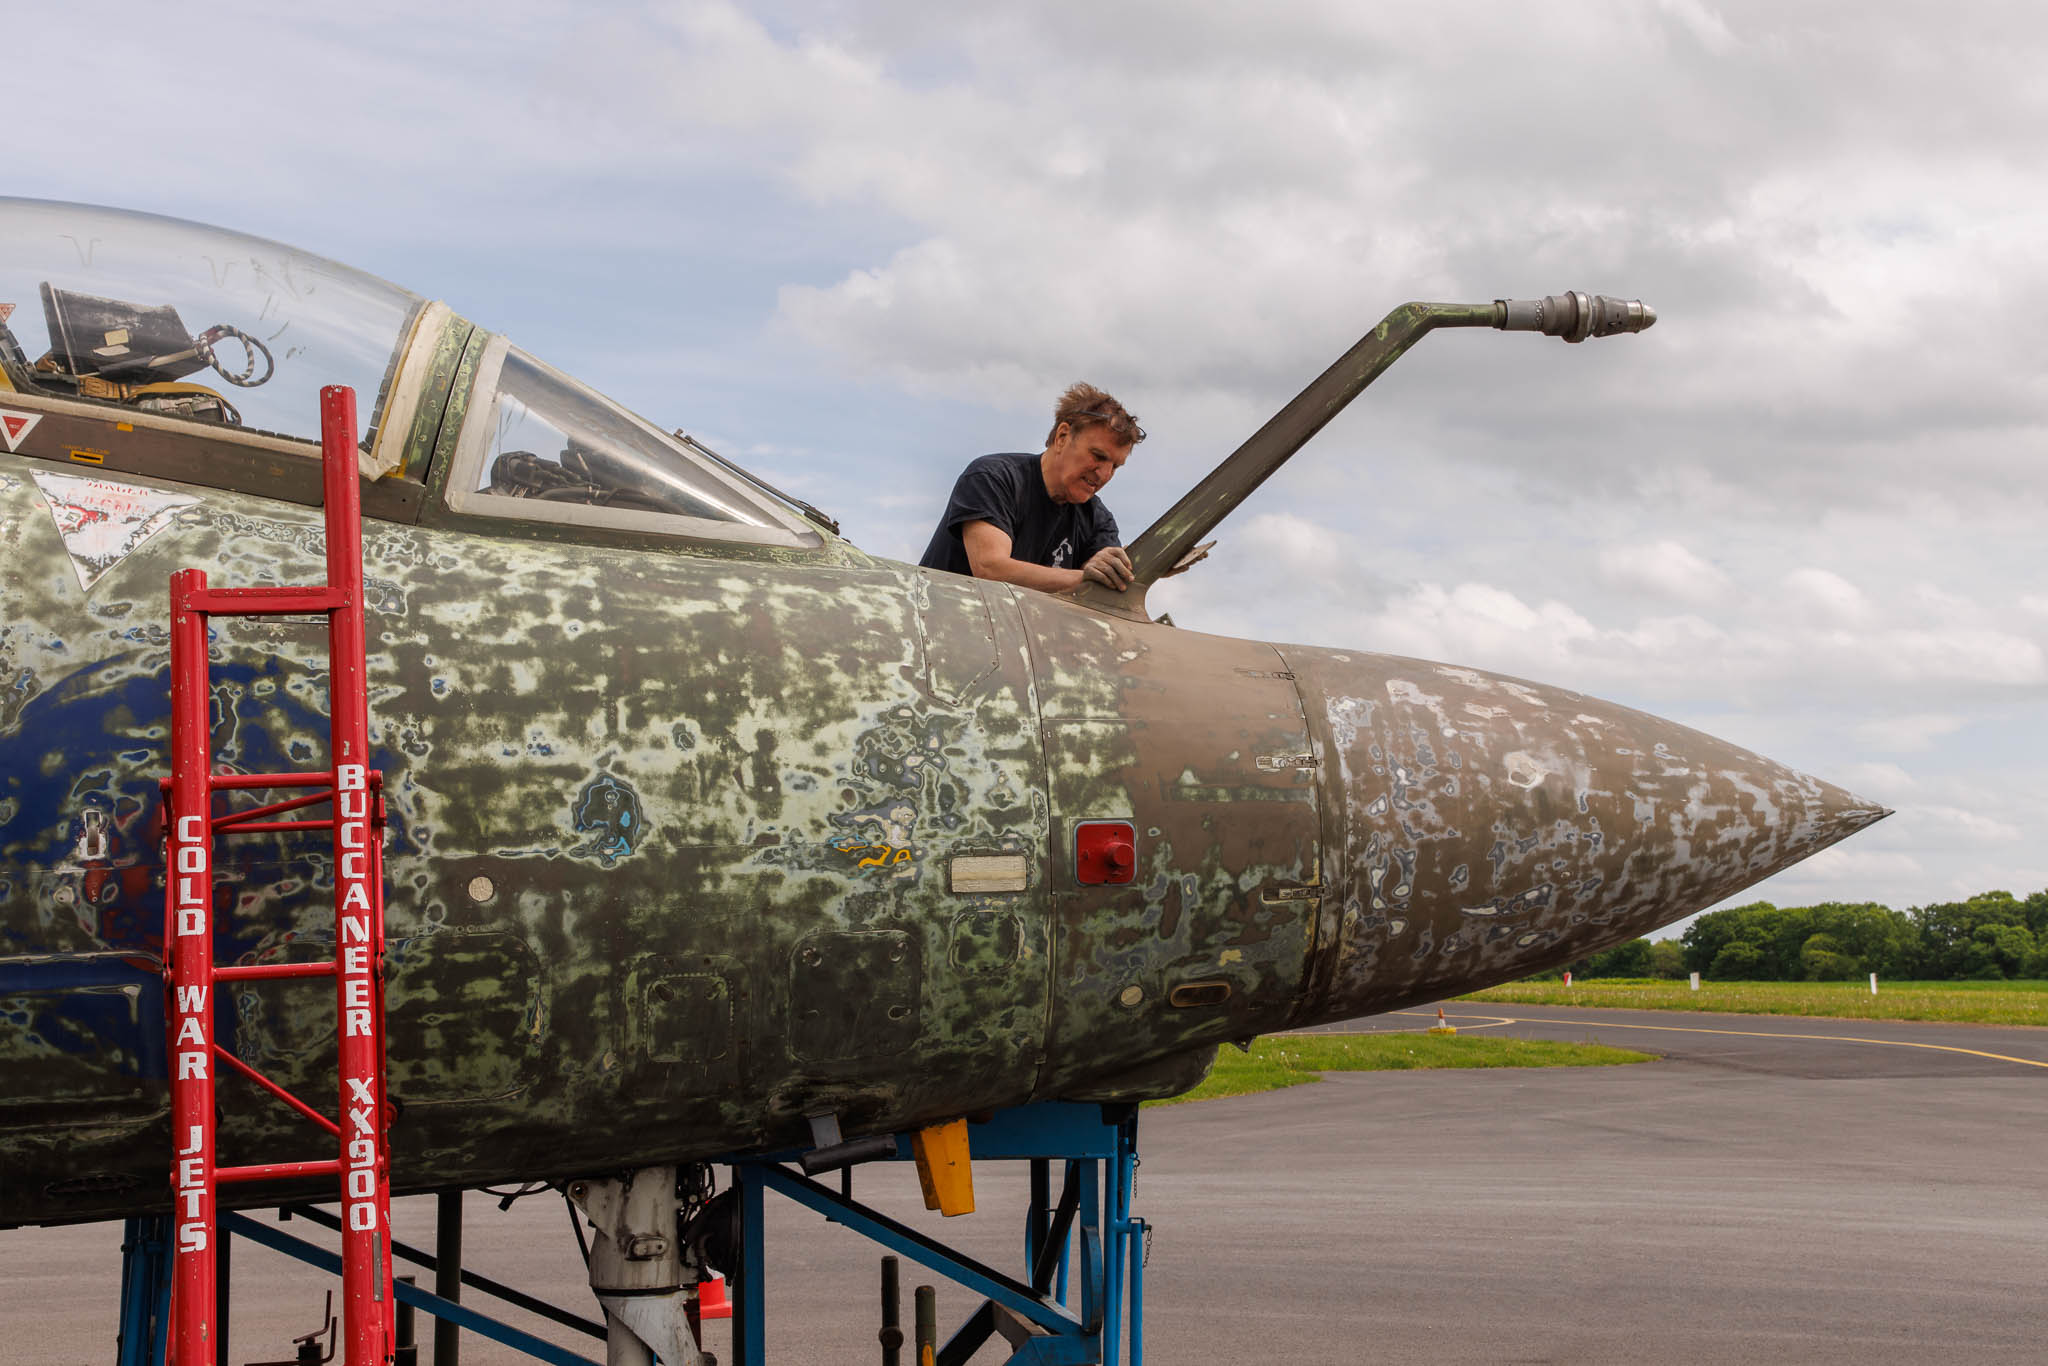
[0, 201, 1882, 1257]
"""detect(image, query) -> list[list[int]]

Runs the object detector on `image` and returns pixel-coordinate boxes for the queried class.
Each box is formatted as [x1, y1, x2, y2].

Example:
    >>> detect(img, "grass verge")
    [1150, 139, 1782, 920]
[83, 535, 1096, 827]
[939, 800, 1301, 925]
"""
[1145, 1031, 1652, 1107]
[1458, 978, 2048, 1026]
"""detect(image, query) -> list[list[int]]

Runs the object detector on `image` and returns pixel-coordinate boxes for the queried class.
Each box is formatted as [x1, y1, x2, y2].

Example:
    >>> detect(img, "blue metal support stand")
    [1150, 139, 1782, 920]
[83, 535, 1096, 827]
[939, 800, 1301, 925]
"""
[726, 1101, 1146, 1366]
[111, 1103, 1148, 1364]
[219, 1213, 603, 1366]
[115, 1216, 170, 1366]
[112, 1205, 608, 1366]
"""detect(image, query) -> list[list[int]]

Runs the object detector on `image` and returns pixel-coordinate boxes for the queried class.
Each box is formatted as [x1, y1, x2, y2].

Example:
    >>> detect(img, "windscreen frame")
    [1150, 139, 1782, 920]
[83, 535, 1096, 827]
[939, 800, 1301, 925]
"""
[440, 336, 822, 551]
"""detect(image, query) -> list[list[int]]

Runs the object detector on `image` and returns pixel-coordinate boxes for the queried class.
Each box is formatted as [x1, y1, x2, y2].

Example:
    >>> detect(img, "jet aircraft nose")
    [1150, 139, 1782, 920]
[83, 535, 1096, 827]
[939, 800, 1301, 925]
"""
[1275, 645, 1889, 1027]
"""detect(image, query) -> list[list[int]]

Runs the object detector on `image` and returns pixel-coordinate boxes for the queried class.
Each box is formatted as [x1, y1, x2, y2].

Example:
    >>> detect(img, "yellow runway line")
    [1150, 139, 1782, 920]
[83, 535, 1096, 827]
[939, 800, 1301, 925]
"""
[1354, 1011, 2048, 1072]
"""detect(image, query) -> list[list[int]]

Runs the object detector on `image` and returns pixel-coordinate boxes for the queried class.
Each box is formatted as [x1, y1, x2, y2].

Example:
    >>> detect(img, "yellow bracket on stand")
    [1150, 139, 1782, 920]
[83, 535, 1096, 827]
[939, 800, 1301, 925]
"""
[911, 1118, 975, 1216]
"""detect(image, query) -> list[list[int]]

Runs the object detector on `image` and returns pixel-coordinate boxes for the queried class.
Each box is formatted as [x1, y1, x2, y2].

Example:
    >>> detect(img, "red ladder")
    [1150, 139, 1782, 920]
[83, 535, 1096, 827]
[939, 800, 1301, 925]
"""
[161, 384, 395, 1365]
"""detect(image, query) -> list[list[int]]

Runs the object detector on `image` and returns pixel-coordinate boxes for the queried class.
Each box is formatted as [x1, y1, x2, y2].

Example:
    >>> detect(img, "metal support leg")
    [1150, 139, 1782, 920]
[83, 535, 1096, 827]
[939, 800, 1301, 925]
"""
[566, 1167, 701, 1366]
[1104, 1163, 1121, 1366]
[732, 1165, 766, 1366]
[914, 1286, 936, 1362]
[1110, 1111, 1145, 1366]
[216, 1224, 232, 1366]
[396, 1276, 418, 1366]
[1077, 1161, 1102, 1335]
[434, 1189, 462, 1366]
[880, 1256, 902, 1366]
[117, 1216, 171, 1366]
[1025, 1161, 1050, 1283]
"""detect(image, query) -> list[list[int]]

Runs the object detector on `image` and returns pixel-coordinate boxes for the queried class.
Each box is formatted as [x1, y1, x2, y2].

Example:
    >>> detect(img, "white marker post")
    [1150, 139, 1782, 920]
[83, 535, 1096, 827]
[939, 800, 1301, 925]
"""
[1870, 972, 1879, 995]
[1689, 972, 1700, 991]
[1563, 971, 1572, 988]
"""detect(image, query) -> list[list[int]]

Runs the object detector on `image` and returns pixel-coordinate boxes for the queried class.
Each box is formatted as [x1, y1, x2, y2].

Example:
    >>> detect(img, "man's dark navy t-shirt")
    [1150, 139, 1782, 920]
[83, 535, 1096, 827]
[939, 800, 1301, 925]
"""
[918, 452, 1121, 578]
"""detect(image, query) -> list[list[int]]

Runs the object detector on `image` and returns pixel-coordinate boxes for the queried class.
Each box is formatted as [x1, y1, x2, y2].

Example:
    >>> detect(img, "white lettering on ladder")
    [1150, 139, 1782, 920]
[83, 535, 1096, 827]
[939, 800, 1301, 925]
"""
[345, 1080, 380, 1230]
[342, 902, 372, 1033]
[336, 759, 382, 1239]
[174, 1125, 207, 1252]
[173, 814, 209, 937]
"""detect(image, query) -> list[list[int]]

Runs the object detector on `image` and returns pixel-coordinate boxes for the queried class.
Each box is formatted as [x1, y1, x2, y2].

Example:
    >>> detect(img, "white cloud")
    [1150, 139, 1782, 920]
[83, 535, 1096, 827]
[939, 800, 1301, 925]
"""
[1653, 0, 1739, 55]
[1362, 583, 1598, 672]
[1784, 846, 1926, 884]
[1598, 540, 1730, 606]
[574, 1, 2048, 522]
[1781, 567, 1872, 625]
[1836, 762, 1915, 801]
[1906, 805, 2022, 845]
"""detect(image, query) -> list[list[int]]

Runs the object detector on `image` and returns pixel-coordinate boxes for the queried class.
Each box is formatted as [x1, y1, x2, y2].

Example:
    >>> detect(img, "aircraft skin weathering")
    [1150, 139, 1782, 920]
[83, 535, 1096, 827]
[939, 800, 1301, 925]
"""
[0, 199, 1885, 1229]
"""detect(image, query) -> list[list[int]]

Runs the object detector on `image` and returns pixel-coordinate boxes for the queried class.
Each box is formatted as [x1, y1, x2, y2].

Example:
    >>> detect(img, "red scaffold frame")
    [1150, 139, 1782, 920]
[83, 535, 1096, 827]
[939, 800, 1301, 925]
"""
[162, 384, 394, 1365]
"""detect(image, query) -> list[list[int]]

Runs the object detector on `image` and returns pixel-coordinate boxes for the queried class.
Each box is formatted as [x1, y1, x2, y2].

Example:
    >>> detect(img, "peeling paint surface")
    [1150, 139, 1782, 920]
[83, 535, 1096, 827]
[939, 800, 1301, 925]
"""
[0, 452, 1885, 1226]
[0, 461, 1061, 1222]
[1278, 647, 1886, 1026]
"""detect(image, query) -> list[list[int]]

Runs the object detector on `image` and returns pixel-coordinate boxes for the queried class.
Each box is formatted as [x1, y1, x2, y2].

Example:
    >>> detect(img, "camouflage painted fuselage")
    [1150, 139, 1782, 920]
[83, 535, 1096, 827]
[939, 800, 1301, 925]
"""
[0, 452, 1886, 1227]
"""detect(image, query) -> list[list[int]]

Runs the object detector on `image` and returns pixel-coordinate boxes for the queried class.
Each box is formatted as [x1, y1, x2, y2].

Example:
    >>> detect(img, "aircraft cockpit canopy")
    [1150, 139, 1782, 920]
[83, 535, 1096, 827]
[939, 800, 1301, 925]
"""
[0, 199, 826, 551]
[0, 198, 420, 446]
[442, 344, 811, 545]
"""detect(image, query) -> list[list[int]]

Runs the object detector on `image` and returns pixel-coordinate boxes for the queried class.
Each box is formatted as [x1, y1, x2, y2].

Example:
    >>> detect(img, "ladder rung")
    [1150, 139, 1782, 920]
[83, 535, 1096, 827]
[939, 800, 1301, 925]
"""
[184, 586, 347, 615]
[220, 818, 336, 834]
[211, 772, 333, 791]
[217, 1159, 342, 1185]
[215, 790, 335, 827]
[217, 961, 336, 983]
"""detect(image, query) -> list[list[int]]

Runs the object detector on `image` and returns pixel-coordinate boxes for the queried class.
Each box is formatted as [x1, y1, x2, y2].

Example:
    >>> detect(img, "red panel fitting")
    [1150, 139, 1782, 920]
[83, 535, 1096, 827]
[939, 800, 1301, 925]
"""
[1075, 820, 1137, 885]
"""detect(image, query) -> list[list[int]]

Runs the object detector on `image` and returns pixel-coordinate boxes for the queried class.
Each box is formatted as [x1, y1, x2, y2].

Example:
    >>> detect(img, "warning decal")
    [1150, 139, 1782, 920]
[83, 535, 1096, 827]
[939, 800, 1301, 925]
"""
[0, 407, 41, 452]
[30, 469, 199, 593]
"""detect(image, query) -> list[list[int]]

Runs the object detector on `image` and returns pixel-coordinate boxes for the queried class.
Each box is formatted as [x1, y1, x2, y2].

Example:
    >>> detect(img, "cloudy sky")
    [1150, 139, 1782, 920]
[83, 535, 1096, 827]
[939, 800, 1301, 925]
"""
[17, 2, 2045, 928]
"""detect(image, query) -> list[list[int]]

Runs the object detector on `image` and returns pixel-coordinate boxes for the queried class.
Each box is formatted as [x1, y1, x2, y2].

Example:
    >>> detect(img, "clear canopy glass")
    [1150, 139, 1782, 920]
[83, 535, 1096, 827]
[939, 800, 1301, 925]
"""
[0, 198, 420, 445]
[477, 348, 778, 527]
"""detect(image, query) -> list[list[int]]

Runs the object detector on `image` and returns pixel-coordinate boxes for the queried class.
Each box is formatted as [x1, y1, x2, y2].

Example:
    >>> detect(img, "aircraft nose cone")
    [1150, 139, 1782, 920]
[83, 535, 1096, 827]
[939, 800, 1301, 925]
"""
[1275, 645, 1889, 1026]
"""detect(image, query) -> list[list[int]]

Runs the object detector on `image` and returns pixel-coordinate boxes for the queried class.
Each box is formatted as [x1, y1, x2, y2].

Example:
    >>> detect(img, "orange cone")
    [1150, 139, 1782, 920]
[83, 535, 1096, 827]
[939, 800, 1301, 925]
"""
[698, 1277, 731, 1320]
[1427, 1006, 1457, 1037]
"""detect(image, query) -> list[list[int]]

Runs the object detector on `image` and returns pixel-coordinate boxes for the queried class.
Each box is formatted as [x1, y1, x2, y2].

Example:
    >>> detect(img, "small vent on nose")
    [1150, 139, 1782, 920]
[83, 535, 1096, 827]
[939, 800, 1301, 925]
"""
[1168, 980, 1232, 1008]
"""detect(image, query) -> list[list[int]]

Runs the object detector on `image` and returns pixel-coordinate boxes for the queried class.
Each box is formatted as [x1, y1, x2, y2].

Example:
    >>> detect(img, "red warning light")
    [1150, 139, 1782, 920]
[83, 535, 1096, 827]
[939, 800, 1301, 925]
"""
[1075, 820, 1136, 885]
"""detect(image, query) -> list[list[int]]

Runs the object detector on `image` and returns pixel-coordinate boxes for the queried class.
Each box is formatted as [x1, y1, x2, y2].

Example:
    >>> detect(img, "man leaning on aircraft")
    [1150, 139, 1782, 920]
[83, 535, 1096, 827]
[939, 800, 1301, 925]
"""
[918, 383, 1142, 592]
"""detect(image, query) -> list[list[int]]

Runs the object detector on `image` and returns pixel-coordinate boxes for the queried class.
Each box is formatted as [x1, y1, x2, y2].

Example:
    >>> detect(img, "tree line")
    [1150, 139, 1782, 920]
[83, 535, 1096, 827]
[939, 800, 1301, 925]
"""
[1548, 890, 2048, 982]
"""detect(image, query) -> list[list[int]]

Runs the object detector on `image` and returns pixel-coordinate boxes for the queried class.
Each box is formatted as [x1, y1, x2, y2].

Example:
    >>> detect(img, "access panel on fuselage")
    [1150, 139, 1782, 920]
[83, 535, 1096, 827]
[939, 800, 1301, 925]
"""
[1017, 594, 1321, 1097]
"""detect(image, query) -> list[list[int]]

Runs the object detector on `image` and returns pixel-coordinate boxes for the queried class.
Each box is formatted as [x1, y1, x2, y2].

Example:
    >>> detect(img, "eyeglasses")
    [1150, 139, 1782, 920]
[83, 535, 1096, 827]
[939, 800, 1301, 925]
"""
[1069, 410, 1146, 444]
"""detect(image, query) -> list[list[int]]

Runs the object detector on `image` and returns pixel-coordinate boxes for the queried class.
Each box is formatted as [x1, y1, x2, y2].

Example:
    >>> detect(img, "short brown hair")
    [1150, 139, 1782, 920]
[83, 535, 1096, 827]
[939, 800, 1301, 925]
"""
[1046, 382, 1144, 447]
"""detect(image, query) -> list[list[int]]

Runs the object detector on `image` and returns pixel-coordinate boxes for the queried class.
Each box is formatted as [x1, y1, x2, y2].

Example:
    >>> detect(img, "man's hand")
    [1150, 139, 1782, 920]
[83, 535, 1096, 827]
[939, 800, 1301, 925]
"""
[1081, 545, 1135, 591]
